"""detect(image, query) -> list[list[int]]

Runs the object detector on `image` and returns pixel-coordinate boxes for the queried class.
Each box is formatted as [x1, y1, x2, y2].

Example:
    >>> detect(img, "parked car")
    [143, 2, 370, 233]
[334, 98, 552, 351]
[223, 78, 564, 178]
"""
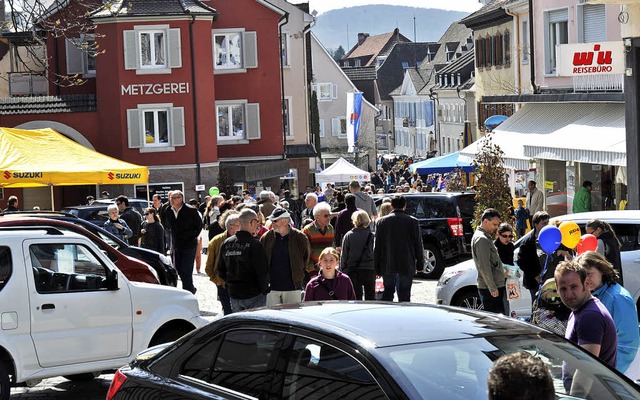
[62, 198, 150, 227]
[0, 216, 160, 285]
[436, 210, 640, 320]
[106, 302, 640, 399]
[374, 192, 476, 278]
[0, 211, 177, 286]
[0, 226, 211, 399]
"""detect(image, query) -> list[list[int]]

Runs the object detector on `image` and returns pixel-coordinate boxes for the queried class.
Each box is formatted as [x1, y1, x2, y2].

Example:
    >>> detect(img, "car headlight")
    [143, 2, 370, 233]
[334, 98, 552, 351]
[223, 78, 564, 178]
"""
[438, 270, 467, 286]
[159, 254, 172, 266]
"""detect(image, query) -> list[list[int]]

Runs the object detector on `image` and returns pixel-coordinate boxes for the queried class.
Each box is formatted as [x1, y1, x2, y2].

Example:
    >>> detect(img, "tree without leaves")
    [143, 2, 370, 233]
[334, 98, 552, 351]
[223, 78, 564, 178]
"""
[3, 0, 107, 87]
[216, 167, 237, 197]
[471, 133, 514, 229]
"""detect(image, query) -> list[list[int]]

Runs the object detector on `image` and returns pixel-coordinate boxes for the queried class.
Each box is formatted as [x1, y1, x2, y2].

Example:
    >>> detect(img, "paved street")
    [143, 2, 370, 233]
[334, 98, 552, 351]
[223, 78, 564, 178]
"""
[10, 250, 438, 399]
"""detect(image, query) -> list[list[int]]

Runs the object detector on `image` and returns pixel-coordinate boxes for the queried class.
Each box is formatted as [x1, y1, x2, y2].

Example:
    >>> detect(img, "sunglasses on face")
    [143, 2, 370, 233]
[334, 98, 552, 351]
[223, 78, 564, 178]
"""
[500, 233, 513, 239]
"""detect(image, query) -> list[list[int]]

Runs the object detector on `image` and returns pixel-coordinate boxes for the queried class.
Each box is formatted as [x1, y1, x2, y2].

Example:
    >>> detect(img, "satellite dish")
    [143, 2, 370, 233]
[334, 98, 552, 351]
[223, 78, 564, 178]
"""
[484, 115, 508, 131]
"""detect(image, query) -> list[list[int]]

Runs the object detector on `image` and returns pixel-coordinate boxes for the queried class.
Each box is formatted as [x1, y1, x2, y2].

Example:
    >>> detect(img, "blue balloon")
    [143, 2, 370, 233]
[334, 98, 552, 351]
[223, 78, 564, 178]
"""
[538, 225, 562, 254]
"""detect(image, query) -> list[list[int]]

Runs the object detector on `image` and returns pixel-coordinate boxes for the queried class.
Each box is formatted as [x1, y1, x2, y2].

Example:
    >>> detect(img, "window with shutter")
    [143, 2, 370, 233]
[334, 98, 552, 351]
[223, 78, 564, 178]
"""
[581, 4, 606, 43]
[544, 8, 569, 74]
[331, 118, 340, 136]
[331, 84, 338, 99]
[124, 25, 179, 74]
[283, 97, 293, 137]
[243, 32, 258, 69]
[246, 103, 260, 139]
[504, 30, 511, 66]
[127, 104, 184, 151]
[212, 29, 258, 72]
[316, 83, 332, 101]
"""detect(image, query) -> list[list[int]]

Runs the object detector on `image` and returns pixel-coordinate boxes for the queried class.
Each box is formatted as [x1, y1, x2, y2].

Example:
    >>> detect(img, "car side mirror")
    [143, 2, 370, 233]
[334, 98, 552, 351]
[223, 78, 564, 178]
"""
[106, 269, 119, 290]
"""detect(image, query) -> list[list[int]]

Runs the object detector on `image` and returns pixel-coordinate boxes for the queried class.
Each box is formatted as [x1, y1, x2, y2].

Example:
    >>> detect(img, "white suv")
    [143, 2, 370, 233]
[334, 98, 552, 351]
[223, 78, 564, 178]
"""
[436, 210, 640, 319]
[0, 226, 210, 398]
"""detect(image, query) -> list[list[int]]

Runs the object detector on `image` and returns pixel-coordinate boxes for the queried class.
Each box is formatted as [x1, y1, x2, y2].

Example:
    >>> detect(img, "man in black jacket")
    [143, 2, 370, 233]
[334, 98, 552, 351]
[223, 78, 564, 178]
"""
[116, 195, 143, 246]
[162, 190, 202, 294]
[516, 211, 549, 304]
[374, 195, 424, 302]
[218, 208, 269, 311]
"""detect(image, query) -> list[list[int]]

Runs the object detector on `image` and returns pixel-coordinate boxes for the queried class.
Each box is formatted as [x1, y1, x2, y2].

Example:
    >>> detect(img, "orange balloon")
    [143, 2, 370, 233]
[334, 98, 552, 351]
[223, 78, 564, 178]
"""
[577, 234, 598, 255]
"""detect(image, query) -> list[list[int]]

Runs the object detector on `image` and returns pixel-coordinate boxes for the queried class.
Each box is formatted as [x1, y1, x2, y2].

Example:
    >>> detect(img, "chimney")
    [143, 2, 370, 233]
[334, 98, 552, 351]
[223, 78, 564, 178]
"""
[358, 33, 369, 46]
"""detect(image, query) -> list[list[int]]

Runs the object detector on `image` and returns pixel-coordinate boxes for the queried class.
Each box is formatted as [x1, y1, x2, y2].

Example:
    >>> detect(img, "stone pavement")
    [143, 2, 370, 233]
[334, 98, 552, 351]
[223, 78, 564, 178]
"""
[10, 250, 437, 398]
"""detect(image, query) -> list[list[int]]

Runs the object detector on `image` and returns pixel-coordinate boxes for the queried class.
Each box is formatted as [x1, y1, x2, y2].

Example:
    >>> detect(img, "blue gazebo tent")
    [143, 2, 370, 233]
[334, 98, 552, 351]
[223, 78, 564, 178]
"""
[409, 151, 475, 174]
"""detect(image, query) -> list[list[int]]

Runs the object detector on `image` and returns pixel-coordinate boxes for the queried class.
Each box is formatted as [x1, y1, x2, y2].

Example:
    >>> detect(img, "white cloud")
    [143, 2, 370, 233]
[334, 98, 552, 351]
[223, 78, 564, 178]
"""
[303, 0, 482, 15]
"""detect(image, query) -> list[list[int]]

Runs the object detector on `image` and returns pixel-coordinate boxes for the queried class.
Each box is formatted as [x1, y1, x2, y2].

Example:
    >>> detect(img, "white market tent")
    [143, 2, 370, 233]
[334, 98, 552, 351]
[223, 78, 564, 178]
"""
[315, 157, 370, 183]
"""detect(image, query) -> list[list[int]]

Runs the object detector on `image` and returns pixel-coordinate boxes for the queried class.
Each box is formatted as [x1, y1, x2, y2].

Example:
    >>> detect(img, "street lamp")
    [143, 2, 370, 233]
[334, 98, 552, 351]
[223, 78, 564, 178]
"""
[428, 88, 440, 154]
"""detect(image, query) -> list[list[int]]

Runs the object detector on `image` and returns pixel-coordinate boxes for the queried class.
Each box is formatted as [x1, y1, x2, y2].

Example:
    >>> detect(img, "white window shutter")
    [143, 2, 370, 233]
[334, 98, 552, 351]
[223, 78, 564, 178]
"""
[65, 38, 84, 75]
[171, 107, 186, 146]
[246, 103, 261, 139]
[168, 28, 182, 68]
[331, 84, 338, 99]
[243, 31, 258, 69]
[319, 119, 325, 138]
[331, 117, 340, 136]
[127, 109, 143, 148]
[123, 30, 138, 70]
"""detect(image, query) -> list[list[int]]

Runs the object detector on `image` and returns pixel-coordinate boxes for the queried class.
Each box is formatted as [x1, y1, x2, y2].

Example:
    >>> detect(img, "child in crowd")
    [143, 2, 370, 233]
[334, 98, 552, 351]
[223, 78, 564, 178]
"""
[303, 247, 356, 301]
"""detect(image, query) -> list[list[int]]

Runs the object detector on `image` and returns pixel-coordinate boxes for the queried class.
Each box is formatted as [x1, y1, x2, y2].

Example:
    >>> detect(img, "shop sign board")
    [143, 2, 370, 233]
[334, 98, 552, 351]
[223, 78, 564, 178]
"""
[557, 41, 624, 76]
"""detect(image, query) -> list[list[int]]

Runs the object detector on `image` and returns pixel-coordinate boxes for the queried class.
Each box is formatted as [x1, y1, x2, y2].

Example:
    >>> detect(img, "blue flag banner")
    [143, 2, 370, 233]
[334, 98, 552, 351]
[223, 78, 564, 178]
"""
[424, 101, 434, 127]
[346, 92, 363, 153]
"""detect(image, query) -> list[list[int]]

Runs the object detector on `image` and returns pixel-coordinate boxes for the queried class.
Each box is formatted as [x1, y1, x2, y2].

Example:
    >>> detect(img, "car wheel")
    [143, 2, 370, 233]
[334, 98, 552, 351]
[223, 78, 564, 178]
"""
[63, 371, 101, 382]
[418, 243, 445, 279]
[453, 289, 484, 310]
[0, 362, 10, 400]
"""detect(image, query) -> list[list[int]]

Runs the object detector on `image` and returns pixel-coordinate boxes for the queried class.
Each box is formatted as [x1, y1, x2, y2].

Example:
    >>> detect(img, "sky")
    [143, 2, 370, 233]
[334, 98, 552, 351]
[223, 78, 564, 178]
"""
[304, 0, 483, 15]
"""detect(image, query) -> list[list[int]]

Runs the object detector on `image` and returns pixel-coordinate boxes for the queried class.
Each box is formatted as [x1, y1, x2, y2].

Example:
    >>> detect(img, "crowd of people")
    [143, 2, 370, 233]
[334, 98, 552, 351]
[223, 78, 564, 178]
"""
[472, 207, 640, 382]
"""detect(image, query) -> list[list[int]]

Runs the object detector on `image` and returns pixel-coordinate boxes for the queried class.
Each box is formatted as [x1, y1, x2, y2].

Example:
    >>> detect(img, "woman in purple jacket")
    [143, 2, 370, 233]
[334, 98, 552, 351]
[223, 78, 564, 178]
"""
[304, 247, 356, 301]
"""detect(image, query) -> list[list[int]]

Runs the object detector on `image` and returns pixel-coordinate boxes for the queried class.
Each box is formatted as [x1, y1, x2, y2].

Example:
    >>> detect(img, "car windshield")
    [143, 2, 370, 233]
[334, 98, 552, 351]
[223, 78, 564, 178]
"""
[375, 333, 638, 400]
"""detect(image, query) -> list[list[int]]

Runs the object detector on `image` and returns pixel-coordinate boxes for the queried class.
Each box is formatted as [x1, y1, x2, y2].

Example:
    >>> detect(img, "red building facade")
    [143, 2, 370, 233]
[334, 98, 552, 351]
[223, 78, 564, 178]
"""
[0, 0, 289, 208]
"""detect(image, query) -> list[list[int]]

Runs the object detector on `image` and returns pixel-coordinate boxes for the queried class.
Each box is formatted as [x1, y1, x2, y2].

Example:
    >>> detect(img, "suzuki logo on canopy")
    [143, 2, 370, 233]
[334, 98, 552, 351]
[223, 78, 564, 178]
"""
[557, 42, 624, 76]
[109, 172, 141, 180]
[4, 171, 43, 179]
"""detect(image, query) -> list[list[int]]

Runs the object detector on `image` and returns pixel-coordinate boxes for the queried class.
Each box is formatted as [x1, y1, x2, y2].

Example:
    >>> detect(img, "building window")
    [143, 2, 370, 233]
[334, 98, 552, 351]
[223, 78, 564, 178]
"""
[216, 101, 261, 142]
[123, 26, 181, 74]
[495, 31, 503, 66]
[504, 30, 511, 66]
[313, 83, 337, 101]
[485, 35, 492, 68]
[355, 59, 361, 67]
[284, 97, 293, 137]
[212, 29, 258, 73]
[331, 117, 347, 137]
[214, 32, 242, 69]
[544, 8, 569, 74]
[522, 20, 529, 63]
[281, 31, 290, 67]
[139, 30, 166, 68]
[127, 103, 185, 152]
[66, 34, 96, 77]
[143, 109, 169, 146]
[580, 4, 606, 43]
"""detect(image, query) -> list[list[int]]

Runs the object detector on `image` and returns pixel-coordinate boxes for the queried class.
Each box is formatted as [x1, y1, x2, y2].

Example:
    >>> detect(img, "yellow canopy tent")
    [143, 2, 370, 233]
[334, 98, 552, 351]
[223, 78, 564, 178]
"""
[0, 127, 148, 208]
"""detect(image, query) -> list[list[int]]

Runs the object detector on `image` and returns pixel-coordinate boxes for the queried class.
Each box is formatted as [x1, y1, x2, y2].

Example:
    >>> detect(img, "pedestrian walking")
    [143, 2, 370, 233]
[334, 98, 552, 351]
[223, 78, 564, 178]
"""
[217, 208, 269, 312]
[340, 210, 375, 300]
[472, 208, 506, 314]
[162, 190, 202, 294]
[205, 211, 240, 315]
[374, 195, 424, 302]
[260, 208, 310, 306]
[303, 247, 356, 301]
[140, 207, 164, 253]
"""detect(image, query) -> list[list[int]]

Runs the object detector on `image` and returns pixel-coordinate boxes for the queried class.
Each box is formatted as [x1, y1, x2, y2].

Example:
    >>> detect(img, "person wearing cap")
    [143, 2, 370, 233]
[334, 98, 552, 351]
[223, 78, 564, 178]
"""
[348, 180, 377, 222]
[260, 207, 311, 306]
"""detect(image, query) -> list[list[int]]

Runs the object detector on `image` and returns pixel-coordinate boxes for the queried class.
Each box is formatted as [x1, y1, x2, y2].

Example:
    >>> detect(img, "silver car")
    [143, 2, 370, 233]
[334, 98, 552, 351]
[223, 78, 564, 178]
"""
[436, 210, 640, 320]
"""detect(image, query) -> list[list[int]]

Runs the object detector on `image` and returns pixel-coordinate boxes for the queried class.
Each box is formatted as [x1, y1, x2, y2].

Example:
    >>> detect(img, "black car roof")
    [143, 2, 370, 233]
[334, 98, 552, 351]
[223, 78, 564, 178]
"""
[218, 302, 544, 348]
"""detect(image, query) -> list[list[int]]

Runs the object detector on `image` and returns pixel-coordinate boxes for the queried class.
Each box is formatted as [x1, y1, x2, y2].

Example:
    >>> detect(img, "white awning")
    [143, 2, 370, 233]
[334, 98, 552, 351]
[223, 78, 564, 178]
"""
[523, 103, 625, 166]
[459, 103, 625, 170]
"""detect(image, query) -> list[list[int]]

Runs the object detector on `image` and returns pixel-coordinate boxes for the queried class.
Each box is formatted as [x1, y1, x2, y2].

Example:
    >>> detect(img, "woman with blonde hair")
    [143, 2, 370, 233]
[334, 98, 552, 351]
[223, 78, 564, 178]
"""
[340, 210, 375, 300]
